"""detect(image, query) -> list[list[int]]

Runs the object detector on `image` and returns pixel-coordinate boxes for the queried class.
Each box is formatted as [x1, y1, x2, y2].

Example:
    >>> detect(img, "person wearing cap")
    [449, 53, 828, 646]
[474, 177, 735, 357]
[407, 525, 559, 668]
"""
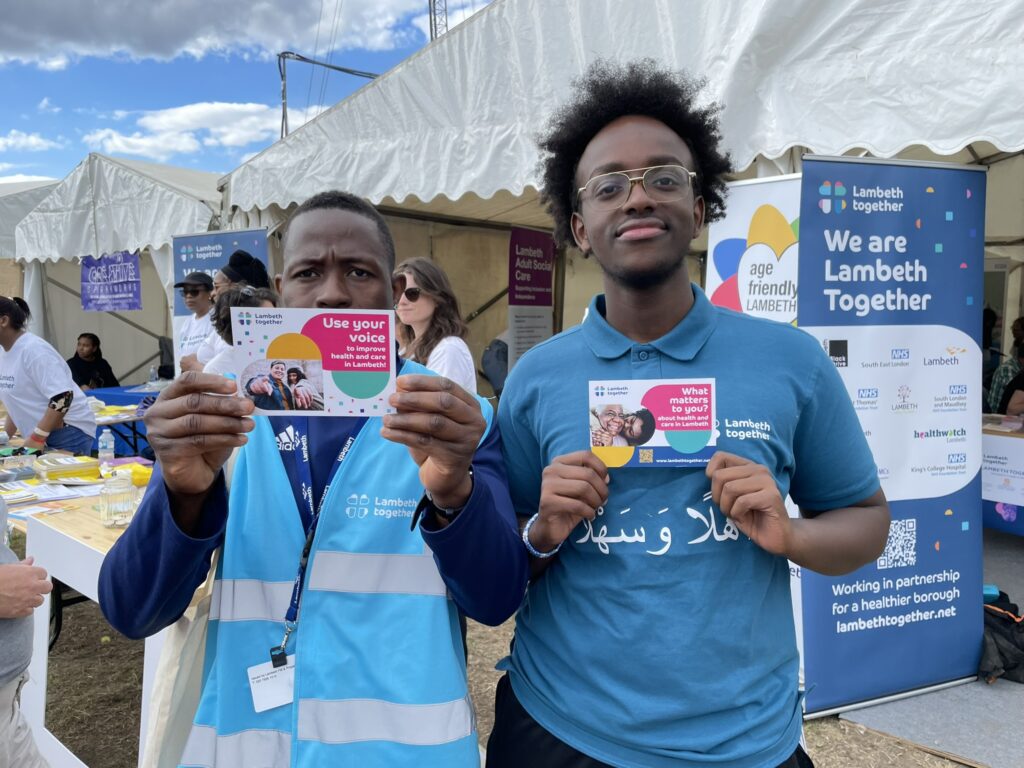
[175, 272, 214, 373]
[194, 251, 271, 370]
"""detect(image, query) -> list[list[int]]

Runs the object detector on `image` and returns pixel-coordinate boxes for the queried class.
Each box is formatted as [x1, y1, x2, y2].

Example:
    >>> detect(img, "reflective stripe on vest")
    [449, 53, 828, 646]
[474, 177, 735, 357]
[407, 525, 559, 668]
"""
[308, 550, 448, 596]
[297, 695, 473, 746]
[180, 724, 291, 767]
[208, 579, 293, 622]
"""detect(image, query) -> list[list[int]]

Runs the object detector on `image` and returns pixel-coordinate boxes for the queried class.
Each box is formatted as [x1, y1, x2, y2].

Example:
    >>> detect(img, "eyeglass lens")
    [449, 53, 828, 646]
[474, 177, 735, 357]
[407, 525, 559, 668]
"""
[583, 165, 692, 210]
[403, 287, 422, 302]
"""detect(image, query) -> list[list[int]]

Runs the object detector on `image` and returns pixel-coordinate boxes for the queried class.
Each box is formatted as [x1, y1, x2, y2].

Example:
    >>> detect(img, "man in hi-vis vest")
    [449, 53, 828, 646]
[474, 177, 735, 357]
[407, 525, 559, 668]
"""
[100, 190, 529, 767]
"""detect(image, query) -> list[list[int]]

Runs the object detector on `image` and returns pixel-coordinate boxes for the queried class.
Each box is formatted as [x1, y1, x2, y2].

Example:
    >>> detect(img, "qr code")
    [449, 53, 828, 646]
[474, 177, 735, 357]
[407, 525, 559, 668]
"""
[877, 518, 916, 569]
[639, 449, 654, 464]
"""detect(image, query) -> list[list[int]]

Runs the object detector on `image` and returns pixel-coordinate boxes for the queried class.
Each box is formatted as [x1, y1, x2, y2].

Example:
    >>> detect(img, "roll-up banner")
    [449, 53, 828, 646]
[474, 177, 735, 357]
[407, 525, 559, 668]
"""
[507, 227, 555, 369]
[171, 229, 269, 369]
[798, 156, 985, 713]
[707, 160, 986, 714]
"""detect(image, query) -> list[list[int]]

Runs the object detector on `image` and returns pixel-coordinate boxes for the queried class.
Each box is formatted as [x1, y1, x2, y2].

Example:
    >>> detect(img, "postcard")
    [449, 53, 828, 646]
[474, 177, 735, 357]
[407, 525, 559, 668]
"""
[230, 307, 396, 417]
[589, 378, 718, 468]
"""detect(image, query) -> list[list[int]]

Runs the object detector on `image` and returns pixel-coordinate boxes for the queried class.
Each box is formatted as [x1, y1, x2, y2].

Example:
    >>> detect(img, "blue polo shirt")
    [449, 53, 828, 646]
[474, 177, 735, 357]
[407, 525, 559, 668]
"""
[497, 285, 879, 768]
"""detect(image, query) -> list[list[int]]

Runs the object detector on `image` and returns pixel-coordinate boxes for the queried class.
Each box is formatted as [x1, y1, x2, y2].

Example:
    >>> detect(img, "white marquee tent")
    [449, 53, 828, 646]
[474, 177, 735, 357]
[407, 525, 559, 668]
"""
[221, 0, 1024, 353]
[15, 153, 221, 383]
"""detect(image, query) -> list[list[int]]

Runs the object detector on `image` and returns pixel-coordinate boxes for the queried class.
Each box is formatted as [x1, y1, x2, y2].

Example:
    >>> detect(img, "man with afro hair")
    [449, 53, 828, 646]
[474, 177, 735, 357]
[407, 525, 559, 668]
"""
[490, 60, 890, 768]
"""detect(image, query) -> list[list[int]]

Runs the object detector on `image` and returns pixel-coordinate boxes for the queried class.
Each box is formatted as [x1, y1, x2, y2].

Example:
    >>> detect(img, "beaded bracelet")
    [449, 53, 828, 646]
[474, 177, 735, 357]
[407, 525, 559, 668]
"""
[522, 512, 563, 559]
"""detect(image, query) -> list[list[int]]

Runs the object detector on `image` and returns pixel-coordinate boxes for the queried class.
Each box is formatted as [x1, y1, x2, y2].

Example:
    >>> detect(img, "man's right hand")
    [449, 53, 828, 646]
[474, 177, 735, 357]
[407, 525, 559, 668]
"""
[0, 557, 52, 619]
[144, 372, 255, 497]
[246, 377, 273, 396]
[529, 451, 609, 553]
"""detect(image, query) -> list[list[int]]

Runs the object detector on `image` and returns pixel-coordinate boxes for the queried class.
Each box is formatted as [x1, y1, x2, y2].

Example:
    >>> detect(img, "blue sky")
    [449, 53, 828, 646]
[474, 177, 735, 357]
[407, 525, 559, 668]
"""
[0, 0, 491, 182]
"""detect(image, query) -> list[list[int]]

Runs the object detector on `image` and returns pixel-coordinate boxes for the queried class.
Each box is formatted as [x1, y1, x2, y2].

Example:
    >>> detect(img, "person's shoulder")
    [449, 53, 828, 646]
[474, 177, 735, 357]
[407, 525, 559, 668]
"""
[500, 326, 587, 401]
[432, 336, 472, 355]
[711, 308, 825, 357]
[515, 325, 586, 365]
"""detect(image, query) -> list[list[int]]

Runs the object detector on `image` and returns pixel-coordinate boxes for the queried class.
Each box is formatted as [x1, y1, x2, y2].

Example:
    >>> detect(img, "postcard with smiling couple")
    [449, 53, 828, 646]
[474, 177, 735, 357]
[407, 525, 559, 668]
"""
[230, 307, 396, 416]
[588, 378, 718, 468]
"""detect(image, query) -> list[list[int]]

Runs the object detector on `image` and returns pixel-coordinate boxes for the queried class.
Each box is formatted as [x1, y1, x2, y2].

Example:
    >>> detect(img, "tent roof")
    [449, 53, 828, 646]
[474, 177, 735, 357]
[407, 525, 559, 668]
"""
[222, 0, 1024, 228]
[0, 181, 58, 259]
[15, 153, 221, 263]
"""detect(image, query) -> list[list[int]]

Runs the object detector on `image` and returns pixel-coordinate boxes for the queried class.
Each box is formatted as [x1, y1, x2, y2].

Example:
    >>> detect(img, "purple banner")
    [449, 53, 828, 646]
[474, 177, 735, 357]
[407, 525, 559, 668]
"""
[508, 228, 555, 307]
[81, 251, 142, 312]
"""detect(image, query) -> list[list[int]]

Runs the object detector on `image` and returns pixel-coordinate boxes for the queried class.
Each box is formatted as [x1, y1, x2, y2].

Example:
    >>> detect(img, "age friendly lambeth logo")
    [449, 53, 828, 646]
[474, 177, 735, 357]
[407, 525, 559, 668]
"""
[818, 181, 847, 214]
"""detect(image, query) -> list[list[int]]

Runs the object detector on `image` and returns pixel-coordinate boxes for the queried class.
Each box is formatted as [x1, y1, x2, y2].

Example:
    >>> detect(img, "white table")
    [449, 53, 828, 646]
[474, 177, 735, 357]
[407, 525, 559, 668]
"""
[19, 505, 165, 767]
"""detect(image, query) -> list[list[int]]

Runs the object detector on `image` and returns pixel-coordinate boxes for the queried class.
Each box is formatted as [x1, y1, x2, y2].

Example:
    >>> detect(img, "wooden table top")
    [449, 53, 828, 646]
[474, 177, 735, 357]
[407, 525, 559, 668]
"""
[12, 497, 127, 556]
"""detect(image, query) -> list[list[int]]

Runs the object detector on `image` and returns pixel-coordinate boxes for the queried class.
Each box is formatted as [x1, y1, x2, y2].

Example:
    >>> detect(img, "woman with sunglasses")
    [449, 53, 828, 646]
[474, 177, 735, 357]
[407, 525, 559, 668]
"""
[0, 297, 97, 455]
[394, 257, 477, 394]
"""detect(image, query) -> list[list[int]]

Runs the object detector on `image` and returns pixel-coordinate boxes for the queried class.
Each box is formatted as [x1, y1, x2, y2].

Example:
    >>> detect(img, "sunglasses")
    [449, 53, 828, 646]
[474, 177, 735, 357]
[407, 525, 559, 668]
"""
[180, 287, 206, 297]
[400, 287, 423, 302]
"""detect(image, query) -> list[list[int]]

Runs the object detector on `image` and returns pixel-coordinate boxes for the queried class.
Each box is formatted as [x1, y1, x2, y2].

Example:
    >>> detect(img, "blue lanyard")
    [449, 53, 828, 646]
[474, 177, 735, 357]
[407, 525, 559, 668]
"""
[271, 416, 367, 666]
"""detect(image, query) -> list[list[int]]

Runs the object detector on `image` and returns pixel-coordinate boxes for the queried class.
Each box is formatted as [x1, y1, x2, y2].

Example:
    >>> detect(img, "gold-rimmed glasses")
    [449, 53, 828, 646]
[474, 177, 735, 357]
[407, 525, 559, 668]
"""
[576, 165, 697, 211]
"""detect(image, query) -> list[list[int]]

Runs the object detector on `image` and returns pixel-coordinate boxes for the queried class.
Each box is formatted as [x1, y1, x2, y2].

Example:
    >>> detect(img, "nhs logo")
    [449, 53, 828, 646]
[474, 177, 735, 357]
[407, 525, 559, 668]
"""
[891, 348, 910, 360]
[857, 388, 879, 399]
[948, 453, 967, 464]
[949, 384, 968, 395]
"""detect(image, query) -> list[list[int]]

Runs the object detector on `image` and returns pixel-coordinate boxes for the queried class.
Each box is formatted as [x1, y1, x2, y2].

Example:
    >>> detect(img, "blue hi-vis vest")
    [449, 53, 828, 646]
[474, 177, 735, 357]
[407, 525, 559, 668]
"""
[180, 369, 488, 767]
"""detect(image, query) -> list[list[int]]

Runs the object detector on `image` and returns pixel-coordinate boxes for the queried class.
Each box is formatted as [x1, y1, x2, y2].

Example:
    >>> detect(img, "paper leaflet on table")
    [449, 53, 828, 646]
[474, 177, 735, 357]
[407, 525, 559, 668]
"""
[230, 308, 396, 417]
[589, 378, 718, 468]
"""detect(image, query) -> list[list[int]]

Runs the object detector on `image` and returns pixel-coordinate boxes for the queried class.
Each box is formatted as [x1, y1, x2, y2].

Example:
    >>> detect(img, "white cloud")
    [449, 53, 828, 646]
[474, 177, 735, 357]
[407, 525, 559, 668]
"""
[0, 130, 63, 152]
[36, 54, 69, 71]
[0, 0, 493, 65]
[83, 128, 202, 162]
[0, 163, 14, 172]
[80, 101, 325, 161]
[0, 174, 57, 183]
[37, 97, 61, 114]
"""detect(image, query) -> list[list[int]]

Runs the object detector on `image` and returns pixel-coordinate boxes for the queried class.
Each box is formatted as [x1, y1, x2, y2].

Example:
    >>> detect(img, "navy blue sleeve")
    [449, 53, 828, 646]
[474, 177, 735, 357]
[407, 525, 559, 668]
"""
[98, 463, 228, 639]
[419, 420, 529, 626]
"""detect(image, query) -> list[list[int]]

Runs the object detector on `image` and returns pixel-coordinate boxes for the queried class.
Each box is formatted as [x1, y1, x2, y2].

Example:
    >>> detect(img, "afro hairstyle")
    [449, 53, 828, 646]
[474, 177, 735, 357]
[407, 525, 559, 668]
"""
[537, 59, 732, 248]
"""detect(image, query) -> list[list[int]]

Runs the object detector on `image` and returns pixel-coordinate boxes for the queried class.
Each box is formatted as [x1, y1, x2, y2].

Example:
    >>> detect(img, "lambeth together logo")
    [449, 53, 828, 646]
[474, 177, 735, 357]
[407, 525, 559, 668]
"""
[818, 181, 847, 214]
[593, 386, 606, 398]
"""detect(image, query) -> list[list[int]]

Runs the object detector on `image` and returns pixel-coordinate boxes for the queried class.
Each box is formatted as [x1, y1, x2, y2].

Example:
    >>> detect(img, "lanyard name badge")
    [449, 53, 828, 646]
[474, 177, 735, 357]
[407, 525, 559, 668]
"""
[270, 416, 367, 668]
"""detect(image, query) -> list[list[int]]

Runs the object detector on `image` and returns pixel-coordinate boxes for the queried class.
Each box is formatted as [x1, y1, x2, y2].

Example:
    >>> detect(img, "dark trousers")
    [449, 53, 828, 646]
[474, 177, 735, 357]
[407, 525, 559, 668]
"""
[486, 675, 815, 768]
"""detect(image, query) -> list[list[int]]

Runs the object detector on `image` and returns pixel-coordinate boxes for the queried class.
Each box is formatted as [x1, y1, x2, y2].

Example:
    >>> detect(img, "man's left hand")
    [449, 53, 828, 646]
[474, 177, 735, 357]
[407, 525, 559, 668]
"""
[382, 374, 484, 508]
[707, 451, 792, 557]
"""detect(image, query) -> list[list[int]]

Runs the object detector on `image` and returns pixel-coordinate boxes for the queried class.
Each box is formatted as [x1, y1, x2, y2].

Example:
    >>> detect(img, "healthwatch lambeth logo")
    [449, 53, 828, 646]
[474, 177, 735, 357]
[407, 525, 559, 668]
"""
[818, 181, 847, 214]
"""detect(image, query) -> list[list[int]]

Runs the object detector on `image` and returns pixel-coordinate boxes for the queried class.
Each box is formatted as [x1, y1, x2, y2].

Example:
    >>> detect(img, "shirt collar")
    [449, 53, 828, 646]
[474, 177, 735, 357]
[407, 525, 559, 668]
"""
[580, 284, 718, 362]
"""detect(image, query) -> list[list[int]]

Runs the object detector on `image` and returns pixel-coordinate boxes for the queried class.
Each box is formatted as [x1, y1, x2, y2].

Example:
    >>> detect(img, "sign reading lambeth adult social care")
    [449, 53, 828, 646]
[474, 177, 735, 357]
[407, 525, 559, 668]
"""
[507, 227, 555, 368]
[798, 156, 985, 713]
[80, 250, 142, 312]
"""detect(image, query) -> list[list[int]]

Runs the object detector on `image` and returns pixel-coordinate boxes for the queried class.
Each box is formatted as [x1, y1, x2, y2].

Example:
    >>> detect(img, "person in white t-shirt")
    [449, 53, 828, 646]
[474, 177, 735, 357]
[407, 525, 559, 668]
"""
[394, 257, 477, 394]
[0, 297, 97, 455]
[176, 272, 214, 373]
[202, 285, 279, 377]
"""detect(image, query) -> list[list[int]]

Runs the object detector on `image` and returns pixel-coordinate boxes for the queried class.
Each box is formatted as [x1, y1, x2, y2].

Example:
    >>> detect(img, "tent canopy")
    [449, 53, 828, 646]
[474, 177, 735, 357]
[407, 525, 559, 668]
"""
[16, 153, 221, 264]
[222, 0, 1024, 243]
[0, 181, 58, 259]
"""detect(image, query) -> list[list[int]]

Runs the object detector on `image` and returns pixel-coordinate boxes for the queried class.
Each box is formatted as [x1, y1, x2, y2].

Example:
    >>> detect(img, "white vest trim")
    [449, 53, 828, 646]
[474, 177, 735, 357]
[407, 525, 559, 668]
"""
[179, 724, 291, 768]
[297, 695, 474, 746]
[208, 579, 293, 623]
[308, 550, 448, 596]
